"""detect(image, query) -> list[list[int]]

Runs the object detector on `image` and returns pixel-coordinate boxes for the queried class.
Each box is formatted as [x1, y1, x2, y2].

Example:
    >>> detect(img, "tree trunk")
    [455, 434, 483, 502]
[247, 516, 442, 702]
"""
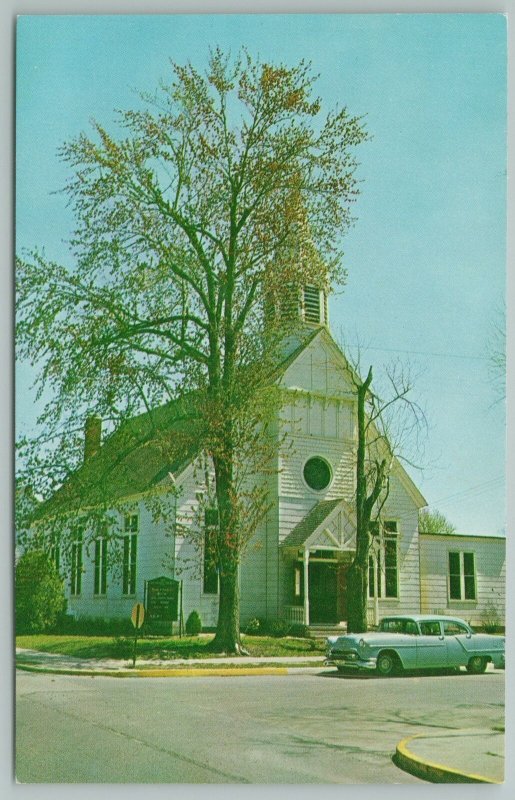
[208, 446, 248, 655]
[210, 566, 247, 654]
[346, 368, 373, 634]
[346, 561, 369, 633]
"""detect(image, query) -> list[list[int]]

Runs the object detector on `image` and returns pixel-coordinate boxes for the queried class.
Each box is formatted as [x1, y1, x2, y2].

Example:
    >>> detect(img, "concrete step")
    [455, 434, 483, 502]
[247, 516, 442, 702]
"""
[307, 623, 347, 639]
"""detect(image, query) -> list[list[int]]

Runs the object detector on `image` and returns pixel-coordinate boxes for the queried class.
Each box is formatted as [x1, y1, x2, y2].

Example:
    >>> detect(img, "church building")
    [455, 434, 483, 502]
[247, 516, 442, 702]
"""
[32, 283, 506, 633]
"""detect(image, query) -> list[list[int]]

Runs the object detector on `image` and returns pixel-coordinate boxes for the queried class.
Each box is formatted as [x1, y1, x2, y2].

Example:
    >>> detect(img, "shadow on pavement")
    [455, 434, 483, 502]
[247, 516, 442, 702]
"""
[319, 667, 500, 680]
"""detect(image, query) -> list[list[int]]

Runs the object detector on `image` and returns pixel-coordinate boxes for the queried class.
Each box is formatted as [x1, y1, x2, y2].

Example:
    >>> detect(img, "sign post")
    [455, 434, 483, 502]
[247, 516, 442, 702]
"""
[130, 602, 145, 667]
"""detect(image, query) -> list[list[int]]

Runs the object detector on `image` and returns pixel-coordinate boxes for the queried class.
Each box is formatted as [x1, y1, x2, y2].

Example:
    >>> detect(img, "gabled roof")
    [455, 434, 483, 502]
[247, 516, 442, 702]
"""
[33, 395, 199, 520]
[33, 330, 327, 520]
[280, 499, 342, 549]
[33, 324, 427, 520]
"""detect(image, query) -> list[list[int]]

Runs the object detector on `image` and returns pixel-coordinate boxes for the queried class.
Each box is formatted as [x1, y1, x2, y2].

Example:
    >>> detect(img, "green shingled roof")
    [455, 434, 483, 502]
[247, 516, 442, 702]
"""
[33, 330, 331, 521]
[280, 499, 342, 548]
[33, 395, 199, 520]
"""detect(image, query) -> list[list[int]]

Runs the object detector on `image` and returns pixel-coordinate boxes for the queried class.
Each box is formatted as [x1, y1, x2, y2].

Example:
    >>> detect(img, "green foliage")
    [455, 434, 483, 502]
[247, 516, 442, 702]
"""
[244, 617, 261, 635]
[480, 600, 502, 633]
[16, 49, 368, 653]
[259, 617, 289, 637]
[185, 610, 202, 635]
[15, 551, 66, 633]
[419, 508, 456, 536]
[288, 623, 309, 639]
[16, 633, 326, 660]
[51, 614, 134, 636]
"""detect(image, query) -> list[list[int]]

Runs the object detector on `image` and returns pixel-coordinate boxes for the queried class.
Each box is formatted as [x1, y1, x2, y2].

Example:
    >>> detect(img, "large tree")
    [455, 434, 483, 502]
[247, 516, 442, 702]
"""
[16, 50, 368, 652]
[345, 361, 425, 633]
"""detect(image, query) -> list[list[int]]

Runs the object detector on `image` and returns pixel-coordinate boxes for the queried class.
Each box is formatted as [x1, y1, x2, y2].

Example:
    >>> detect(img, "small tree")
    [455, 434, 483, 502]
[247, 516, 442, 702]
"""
[419, 508, 456, 536]
[15, 551, 66, 633]
[185, 610, 202, 635]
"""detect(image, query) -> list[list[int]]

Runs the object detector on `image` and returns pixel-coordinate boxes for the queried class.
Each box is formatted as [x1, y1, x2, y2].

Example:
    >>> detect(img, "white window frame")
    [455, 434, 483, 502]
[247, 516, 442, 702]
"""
[202, 508, 219, 595]
[70, 529, 83, 596]
[368, 520, 399, 599]
[94, 535, 108, 596]
[448, 551, 476, 602]
[122, 514, 138, 596]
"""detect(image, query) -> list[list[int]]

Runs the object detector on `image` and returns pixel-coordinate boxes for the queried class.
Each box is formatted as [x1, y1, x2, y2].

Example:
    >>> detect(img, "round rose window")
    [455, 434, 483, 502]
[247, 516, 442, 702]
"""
[303, 457, 332, 491]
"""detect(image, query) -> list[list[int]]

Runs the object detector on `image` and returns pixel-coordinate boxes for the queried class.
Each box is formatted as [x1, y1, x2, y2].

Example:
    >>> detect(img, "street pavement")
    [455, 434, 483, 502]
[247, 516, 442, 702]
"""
[15, 648, 505, 783]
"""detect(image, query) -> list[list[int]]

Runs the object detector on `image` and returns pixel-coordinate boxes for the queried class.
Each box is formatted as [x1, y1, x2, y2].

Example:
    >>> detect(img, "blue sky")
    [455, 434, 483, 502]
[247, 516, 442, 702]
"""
[16, 13, 507, 535]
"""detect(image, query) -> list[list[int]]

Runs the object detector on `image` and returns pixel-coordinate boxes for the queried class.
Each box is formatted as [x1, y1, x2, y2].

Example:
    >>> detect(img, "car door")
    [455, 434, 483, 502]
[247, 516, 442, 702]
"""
[442, 620, 474, 667]
[416, 620, 448, 667]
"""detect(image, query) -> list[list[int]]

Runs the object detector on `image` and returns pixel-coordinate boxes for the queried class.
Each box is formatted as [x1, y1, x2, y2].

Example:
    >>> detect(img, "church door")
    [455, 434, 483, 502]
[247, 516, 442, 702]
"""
[308, 562, 337, 623]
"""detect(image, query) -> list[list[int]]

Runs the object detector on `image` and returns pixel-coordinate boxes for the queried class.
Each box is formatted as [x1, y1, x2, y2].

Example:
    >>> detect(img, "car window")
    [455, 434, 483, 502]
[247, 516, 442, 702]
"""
[380, 620, 404, 633]
[443, 621, 470, 636]
[379, 619, 418, 635]
[419, 621, 441, 636]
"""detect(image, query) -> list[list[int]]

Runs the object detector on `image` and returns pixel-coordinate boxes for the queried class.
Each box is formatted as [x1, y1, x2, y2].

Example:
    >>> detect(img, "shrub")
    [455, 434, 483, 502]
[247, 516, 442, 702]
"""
[16, 550, 66, 633]
[288, 623, 309, 639]
[112, 636, 134, 658]
[185, 610, 202, 635]
[245, 617, 261, 635]
[480, 600, 502, 634]
[260, 618, 289, 638]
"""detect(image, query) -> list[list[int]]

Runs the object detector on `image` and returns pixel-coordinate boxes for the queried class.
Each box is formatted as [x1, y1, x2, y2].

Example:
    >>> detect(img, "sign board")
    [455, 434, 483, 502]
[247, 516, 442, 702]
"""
[131, 602, 145, 629]
[146, 576, 179, 622]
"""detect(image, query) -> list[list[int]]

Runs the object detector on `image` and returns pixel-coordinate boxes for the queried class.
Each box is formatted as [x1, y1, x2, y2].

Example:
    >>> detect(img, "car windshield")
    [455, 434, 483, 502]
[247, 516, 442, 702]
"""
[379, 619, 418, 635]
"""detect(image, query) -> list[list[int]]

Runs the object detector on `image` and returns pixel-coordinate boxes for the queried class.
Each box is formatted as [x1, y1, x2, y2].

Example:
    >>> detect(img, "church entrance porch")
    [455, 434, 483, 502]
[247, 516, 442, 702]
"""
[284, 550, 352, 627]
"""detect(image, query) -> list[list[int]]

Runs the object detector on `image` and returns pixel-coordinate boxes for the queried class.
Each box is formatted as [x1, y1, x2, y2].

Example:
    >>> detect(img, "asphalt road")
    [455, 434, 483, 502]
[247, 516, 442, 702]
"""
[16, 668, 505, 784]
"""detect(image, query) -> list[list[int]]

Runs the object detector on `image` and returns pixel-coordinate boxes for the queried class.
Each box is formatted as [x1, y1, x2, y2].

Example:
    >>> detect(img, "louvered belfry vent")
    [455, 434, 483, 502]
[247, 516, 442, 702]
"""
[303, 285, 322, 324]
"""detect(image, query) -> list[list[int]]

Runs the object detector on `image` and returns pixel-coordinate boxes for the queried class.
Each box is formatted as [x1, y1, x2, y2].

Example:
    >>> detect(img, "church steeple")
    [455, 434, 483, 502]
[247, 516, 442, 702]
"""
[264, 181, 330, 335]
[301, 284, 329, 327]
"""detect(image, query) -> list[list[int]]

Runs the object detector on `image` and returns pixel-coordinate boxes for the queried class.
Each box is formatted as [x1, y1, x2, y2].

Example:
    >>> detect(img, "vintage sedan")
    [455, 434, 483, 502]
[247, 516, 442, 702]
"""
[326, 614, 505, 676]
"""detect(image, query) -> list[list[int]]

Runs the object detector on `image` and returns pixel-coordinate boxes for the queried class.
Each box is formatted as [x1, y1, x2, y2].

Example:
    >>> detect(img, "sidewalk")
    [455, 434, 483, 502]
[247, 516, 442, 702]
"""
[16, 648, 504, 783]
[396, 729, 504, 784]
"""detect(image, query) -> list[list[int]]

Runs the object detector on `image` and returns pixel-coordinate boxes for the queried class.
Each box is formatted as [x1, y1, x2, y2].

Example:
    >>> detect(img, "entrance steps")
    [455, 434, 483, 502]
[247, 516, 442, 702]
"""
[307, 622, 347, 639]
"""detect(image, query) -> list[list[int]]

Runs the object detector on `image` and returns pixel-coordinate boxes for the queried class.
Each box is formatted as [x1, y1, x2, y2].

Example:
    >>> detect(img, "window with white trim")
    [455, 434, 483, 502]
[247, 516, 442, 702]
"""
[49, 542, 60, 573]
[368, 520, 398, 599]
[122, 514, 138, 595]
[203, 508, 219, 595]
[94, 536, 108, 596]
[448, 551, 476, 601]
[70, 529, 83, 596]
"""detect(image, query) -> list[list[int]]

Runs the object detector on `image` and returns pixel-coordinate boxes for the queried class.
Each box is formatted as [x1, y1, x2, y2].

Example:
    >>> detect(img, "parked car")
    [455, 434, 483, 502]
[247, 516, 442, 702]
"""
[326, 614, 505, 676]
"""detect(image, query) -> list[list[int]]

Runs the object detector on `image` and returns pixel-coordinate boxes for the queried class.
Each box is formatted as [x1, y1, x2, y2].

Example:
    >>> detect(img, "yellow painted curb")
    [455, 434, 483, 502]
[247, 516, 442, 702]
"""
[16, 663, 289, 679]
[395, 734, 502, 784]
[135, 667, 289, 678]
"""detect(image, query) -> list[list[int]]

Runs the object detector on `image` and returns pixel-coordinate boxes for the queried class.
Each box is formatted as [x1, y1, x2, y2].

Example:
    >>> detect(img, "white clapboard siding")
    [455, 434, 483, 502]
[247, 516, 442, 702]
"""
[68, 496, 176, 620]
[280, 332, 356, 399]
[419, 534, 506, 626]
[173, 461, 220, 628]
[367, 473, 421, 617]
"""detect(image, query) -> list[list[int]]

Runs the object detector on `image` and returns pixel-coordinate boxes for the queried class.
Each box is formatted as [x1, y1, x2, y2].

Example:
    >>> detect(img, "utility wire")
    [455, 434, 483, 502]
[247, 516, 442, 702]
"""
[347, 343, 490, 362]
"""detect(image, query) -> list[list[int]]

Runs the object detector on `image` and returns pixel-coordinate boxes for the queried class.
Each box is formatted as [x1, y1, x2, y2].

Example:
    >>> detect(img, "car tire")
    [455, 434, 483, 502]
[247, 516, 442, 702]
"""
[466, 656, 488, 674]
[376, 651, 401, 676]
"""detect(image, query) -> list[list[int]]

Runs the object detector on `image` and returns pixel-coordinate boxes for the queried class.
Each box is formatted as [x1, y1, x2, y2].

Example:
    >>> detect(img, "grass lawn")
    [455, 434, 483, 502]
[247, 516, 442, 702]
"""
[16, 633, 325, 660]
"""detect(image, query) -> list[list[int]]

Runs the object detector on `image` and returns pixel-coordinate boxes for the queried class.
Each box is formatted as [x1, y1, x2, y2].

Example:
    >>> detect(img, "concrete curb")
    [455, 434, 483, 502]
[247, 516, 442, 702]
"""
[16, 661, 316, 678]
[395, 733, 502, 784]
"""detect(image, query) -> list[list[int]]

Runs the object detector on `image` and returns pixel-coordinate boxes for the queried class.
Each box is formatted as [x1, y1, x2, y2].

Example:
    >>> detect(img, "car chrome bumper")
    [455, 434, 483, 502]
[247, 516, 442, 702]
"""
[325, 656, 377, 670]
